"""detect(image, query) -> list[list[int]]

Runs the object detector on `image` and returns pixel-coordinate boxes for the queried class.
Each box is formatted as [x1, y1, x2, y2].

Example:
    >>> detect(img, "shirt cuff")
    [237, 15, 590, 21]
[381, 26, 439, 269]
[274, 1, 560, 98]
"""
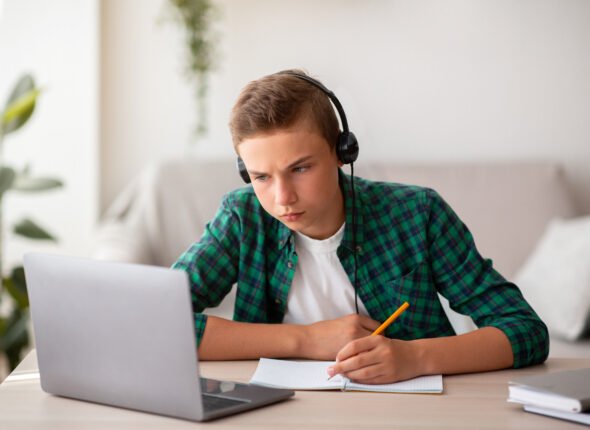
[194, 313, 208, 348]
[485, 318, 549, 368]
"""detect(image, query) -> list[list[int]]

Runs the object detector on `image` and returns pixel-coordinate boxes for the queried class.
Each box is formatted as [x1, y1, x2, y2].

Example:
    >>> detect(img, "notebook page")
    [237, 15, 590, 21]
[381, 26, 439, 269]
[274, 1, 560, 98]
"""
[250, 359, 343, 390]
[250, 359, 443, 393]
[346, 374, 443, 393]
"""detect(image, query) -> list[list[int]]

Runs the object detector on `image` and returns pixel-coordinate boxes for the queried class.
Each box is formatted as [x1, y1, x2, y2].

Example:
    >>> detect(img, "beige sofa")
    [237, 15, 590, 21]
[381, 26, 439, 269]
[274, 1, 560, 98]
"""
[93, 159, 590, 358]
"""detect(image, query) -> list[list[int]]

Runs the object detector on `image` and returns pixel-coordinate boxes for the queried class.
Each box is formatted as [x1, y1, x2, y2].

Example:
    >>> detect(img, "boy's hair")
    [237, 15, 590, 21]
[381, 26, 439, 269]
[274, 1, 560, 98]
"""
[229, 69, 340, 151]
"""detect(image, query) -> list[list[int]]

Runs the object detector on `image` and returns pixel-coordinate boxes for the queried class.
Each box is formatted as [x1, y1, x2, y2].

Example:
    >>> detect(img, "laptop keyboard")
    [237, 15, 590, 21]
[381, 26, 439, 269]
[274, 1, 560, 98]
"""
[202, 394, 249, 412]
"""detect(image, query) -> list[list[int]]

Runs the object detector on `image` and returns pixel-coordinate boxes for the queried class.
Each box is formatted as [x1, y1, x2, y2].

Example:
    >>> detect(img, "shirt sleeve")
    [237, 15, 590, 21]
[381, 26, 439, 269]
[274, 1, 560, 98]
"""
[424, 189, 549, 368]
[172, 193, 241, 347]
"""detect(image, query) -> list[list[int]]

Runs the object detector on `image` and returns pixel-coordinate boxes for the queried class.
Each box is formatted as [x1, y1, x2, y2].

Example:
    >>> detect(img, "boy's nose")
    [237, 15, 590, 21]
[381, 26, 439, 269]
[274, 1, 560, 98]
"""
[275, 179, 297, 206]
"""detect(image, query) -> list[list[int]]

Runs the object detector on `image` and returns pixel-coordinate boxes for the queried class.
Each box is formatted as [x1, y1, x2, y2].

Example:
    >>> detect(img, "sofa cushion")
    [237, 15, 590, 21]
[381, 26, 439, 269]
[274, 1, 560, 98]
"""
[514, 216, 590, 341]
[94, 159, 244, 266]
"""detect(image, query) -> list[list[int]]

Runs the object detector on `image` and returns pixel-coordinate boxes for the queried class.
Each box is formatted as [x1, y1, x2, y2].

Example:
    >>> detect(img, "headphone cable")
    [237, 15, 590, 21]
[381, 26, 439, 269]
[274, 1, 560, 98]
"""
[350, 162, 359, 315]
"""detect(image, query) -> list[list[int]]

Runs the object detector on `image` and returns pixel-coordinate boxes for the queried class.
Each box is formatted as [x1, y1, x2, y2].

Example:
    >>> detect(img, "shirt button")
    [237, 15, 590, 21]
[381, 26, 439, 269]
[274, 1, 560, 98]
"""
[356, 245, 362, 253]
[275, 298, 282, 305]
[287, 261, 293, 269]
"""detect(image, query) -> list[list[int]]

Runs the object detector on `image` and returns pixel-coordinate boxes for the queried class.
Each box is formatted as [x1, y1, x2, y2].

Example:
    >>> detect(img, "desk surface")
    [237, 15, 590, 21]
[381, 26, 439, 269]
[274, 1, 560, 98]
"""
[1, 351, 589, 429]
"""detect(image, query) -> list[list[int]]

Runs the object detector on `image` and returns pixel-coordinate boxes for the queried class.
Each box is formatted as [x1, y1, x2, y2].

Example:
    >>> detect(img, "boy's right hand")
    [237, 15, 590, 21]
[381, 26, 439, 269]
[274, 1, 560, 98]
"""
[301, 314, 381, 360]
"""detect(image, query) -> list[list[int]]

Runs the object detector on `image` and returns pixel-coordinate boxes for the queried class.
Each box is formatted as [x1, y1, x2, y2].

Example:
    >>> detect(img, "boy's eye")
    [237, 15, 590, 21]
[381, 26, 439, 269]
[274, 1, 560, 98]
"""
[293, 166, 309, 173]
[254, 175, 268, 182]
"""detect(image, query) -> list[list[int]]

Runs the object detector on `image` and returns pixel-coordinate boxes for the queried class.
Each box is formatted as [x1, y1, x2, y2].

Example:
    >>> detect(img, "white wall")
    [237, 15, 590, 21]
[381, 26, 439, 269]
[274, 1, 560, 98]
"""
[101, 0, 590, 213]
[0, 0, 99, 266]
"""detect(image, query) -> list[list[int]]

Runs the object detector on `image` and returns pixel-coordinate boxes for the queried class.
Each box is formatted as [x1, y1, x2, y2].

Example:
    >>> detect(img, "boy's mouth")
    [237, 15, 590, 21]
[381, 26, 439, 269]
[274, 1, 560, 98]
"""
[280, 212, 304, 222]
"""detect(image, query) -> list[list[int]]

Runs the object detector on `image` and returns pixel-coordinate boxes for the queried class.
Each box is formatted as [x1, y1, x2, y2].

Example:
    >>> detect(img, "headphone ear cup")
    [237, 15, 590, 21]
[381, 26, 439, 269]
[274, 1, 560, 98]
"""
[236, 157, 251, 183]
[337, 132, 359, 164]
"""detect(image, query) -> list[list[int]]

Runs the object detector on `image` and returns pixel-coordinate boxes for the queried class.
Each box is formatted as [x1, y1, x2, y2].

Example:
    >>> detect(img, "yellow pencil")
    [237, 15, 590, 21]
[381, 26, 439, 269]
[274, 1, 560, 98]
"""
[371, 301, 410, 336]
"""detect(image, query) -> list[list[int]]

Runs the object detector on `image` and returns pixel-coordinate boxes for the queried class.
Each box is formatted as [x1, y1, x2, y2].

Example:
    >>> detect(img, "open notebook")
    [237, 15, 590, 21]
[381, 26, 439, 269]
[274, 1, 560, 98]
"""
[250, 359, 443, 393]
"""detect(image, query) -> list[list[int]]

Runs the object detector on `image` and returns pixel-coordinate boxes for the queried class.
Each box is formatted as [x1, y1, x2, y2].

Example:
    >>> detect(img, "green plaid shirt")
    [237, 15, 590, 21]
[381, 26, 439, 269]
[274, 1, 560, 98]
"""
[173, 171, 549, 368]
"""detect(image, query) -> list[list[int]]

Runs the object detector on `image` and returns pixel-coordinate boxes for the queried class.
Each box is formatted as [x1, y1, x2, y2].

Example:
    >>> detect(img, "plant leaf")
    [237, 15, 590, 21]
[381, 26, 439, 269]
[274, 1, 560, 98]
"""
[13, 218, 57, 241]
[0, 166, 16, 197]
[11, 175, 63, 192]
[0, 308, 28, 350]
[1, 74, 39, 135]
[0, 308, 30, 369]
[3, 266, 28, 308]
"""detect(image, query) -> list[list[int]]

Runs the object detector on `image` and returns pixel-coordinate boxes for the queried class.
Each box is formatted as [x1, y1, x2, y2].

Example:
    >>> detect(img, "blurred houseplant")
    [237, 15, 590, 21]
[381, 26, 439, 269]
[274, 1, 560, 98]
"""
[168, 0, 218, 138]
[0, 74, 62, 372]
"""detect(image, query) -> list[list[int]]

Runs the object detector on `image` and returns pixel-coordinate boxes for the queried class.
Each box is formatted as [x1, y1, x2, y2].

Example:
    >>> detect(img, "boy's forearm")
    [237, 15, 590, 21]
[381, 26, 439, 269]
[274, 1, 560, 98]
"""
[413, 326, 514, 375]
[198, 316, 307, 360]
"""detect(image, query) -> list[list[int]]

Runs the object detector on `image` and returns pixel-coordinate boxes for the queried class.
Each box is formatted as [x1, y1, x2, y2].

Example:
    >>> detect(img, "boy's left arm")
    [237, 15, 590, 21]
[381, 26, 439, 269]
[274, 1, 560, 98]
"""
[421, 189, 550, 370]
[330, 189, 549, 384]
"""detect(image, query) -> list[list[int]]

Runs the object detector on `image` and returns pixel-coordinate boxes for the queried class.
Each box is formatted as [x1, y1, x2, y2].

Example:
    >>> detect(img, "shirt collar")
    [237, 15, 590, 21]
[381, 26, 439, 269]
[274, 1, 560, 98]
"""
[276, 168, 364, 252]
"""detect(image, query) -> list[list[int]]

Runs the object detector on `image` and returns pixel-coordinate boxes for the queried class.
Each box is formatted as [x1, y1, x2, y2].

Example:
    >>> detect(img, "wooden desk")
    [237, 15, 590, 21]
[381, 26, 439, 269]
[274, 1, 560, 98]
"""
[1, 351, 588, 429]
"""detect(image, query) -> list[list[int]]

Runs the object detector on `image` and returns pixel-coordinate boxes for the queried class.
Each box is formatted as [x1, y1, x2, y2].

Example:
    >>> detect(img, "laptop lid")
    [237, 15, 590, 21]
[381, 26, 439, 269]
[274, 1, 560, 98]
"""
[23, 253, 293, 421]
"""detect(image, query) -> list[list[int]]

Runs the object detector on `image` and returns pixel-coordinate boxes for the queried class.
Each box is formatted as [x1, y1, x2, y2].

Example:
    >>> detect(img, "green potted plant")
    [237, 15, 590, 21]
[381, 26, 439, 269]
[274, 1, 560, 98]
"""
[168, 0, 218, 137]
[0, 74, 63, 375]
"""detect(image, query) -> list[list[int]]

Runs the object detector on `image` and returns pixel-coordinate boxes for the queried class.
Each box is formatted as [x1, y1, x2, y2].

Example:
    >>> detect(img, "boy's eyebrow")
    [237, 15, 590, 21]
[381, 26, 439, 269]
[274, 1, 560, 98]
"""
[248, 155, 314, 176]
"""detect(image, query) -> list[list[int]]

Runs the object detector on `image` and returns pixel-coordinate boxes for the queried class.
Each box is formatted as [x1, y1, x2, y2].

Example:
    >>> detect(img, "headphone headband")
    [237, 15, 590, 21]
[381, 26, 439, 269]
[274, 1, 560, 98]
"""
[277, 71, 350, 133]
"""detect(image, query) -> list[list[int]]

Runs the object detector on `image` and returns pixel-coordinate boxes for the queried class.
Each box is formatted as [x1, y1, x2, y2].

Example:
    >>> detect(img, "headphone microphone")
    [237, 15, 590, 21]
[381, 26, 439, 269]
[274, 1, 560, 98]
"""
[235, 71, 361, 314]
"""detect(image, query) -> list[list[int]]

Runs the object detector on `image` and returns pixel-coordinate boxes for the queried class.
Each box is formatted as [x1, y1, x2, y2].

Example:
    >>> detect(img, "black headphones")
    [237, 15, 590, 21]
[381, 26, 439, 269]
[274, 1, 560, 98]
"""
[236, 71, 359, 183]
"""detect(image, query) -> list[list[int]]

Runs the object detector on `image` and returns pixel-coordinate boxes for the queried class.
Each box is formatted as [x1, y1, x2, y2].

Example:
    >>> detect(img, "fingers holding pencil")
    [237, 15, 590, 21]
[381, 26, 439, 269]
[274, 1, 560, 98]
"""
[327, 302, 410, 381]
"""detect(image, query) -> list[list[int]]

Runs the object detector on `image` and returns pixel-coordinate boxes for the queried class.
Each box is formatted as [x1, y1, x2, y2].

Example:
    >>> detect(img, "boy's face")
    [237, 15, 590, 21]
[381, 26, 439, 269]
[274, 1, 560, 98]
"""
[238, 127, 344, 240]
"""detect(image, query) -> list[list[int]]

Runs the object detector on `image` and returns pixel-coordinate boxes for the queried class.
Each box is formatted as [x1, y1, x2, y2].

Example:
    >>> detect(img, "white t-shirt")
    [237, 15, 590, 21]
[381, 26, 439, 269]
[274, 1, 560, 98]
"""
[282, 223, 369, 324]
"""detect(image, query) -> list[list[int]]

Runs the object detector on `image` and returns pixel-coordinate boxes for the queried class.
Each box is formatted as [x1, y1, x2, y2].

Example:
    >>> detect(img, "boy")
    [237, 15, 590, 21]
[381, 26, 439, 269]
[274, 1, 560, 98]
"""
[173, 70, 549, 384]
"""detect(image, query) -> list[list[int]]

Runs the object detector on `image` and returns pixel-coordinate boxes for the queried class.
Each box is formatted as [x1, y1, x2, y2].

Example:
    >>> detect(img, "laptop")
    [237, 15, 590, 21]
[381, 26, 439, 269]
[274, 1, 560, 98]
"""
[23, 253, 294, 422]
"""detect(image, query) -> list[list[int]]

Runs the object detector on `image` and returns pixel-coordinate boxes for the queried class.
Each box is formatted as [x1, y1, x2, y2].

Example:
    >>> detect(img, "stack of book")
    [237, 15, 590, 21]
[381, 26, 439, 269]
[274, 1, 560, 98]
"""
[508, 368, 590, 426]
